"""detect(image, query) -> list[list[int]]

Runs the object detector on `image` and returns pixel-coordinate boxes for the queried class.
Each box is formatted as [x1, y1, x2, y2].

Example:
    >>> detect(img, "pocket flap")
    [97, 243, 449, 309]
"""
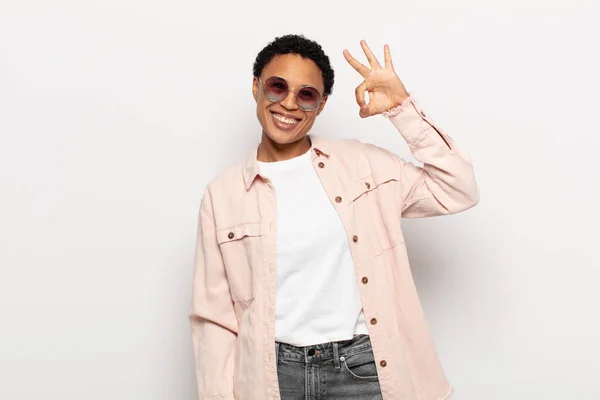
[216, 222, 263, 244]
[347, 172, 398, 203]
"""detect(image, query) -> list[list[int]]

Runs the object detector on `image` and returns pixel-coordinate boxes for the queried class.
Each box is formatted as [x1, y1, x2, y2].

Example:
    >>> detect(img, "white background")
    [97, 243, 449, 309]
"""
[1, 0, 599, 399]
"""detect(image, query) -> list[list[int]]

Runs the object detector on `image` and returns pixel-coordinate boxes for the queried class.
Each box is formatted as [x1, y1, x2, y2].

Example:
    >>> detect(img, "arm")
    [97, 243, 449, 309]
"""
[383, 96, 479, 217]
[343, 40, 478, 217]
[189, 193, 238, 400]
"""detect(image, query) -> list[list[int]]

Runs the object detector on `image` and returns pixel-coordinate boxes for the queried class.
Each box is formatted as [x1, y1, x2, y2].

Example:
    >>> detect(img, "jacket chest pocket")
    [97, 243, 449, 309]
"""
[347, 172, 404, 256]
[216, 221, 263, 303]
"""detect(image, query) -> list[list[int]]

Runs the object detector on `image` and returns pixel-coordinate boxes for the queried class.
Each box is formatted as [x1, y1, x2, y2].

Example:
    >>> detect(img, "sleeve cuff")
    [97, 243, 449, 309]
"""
[381, 93, 454, 151]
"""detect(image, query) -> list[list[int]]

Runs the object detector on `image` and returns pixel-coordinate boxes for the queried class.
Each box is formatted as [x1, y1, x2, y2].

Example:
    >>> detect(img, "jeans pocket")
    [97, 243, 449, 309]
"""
[339, 349, 379, 382]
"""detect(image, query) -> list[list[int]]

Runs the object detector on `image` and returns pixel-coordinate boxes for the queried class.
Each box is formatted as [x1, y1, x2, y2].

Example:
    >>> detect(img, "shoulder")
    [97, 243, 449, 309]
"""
[324, 136, 401, 172]
[200, 157, 248, 215]
[208, 160, 246, 190]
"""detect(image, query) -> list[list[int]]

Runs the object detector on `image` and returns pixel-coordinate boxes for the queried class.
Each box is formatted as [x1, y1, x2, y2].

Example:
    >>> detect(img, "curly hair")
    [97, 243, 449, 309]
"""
[253, 34, 335, 96]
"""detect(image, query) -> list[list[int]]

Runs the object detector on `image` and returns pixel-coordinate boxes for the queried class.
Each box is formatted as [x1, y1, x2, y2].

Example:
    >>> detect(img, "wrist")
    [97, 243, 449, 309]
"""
[390, 92, 409, 108]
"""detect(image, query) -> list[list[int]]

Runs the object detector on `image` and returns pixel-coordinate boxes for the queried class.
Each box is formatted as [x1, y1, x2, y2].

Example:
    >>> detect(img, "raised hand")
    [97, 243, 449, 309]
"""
[343, 40, 409, 118]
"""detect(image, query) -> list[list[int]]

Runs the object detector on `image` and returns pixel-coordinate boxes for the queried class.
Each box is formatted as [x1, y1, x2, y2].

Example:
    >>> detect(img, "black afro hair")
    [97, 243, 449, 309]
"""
[253, 34, 335, 96]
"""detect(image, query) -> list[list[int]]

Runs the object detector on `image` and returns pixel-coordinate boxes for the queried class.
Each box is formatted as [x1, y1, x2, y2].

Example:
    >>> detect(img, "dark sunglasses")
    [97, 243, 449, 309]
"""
[258, 76, 324, 111]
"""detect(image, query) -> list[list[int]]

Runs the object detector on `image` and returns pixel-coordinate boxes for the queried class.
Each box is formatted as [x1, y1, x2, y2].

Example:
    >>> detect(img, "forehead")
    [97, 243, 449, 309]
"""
[261, 53, 324, 92]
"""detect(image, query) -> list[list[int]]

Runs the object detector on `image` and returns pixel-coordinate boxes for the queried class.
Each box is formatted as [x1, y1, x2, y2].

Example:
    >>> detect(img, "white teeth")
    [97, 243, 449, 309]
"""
[273, 113, 298, 125]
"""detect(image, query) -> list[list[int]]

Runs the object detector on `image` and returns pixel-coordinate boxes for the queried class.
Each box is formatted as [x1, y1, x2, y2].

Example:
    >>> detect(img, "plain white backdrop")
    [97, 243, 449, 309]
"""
[1, 0, 599, 399]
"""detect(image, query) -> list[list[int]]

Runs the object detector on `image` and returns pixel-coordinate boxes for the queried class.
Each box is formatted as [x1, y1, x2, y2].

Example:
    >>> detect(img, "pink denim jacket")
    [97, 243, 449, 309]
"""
[190, 96, 479, 400]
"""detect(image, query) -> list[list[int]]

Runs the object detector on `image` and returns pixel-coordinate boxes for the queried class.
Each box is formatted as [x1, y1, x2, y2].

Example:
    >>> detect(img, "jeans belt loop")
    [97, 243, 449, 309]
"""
[333, 341, 340, 370]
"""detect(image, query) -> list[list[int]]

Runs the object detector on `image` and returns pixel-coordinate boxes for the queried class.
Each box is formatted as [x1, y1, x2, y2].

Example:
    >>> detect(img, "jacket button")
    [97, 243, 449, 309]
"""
[308, 348, 316, 356]
[362, 277, 368, 284]
[318, 162, 325, 168]
[370, 318, 378, 325]
[352, 235, 359, 243]
[380, 360, 387, 367]
[365, 182, 371, 189]
[335, 196, 342, 203]
[228, 232, 234, 239]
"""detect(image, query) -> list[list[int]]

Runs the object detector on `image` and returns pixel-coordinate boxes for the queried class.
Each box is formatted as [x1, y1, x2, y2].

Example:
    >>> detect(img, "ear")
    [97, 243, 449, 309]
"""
[252, 77, 259, 102]
[316, 95, 328, 116]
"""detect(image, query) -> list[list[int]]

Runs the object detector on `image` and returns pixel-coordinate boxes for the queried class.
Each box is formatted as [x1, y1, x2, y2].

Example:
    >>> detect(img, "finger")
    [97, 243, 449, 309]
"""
[343, 49, 371, 78]
[355, 81, 368, 109]
[360, 93, 377, 118]
[361, 40, 382, 70]
[383, 44, 394, 70]
[359, 105, 371, 118]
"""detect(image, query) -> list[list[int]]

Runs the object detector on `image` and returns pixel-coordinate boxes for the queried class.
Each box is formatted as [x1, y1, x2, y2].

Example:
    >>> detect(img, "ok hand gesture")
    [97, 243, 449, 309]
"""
[343, 40, 410, 118]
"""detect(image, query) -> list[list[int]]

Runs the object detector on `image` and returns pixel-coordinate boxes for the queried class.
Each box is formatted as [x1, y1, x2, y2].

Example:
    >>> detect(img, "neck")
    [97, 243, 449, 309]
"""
[257, 133, 311, 162]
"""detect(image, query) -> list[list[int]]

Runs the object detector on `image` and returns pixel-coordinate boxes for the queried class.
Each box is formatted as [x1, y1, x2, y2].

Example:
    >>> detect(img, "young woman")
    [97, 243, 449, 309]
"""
[190, 34, 478, 400]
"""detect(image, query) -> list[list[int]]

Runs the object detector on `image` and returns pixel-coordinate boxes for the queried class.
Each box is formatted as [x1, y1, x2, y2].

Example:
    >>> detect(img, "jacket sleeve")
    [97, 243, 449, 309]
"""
[382, 95, 479, 218]
[189, 193, 238, 400]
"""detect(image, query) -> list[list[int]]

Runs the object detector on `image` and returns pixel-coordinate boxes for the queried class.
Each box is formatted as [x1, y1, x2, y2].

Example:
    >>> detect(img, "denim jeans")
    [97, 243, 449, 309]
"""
[275, 334, 383, 400]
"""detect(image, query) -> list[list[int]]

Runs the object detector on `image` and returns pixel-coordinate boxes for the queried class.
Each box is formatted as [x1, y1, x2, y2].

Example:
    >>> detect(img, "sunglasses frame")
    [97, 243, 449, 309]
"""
[258, 76, 324, 111]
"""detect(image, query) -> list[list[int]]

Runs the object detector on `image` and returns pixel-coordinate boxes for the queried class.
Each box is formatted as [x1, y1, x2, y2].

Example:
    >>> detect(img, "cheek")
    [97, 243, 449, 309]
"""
[256, 101, 270, 121]
[302, 114, 317, 128]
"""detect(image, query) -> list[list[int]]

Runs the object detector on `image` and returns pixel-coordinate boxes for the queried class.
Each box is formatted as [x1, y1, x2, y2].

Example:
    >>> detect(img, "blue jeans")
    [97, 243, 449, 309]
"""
[275, 334, 383, 400]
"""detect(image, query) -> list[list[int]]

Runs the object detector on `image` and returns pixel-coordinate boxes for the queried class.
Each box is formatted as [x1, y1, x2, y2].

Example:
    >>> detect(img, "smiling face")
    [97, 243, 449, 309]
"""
[252, 53, 328, 150]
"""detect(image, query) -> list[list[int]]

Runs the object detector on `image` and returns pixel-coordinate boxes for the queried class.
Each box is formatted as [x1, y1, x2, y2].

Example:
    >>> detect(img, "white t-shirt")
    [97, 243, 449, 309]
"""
[257, 148, 369, 346]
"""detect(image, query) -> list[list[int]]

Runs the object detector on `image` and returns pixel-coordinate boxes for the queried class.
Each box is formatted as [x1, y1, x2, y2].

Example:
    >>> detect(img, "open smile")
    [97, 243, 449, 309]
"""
[270, 111, 301, 130]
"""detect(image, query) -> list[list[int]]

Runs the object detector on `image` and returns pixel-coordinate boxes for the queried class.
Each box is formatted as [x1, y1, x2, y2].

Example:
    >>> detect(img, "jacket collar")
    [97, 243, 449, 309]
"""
[242, 134, 331, 190]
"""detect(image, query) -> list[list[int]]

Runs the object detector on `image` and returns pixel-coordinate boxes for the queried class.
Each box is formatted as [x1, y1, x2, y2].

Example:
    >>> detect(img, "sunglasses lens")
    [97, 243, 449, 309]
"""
[264, 77, 289, 102]
[296, 87, 321, 111]
[262, 76, 322, 111]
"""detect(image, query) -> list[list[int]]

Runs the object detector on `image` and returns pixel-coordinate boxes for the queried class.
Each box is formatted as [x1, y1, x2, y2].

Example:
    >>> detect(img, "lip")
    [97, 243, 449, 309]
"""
[270, 111, 302, 121]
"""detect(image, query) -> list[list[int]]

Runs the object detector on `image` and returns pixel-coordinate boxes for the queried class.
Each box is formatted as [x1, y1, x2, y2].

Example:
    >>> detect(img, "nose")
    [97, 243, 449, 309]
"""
[279, 90, 299, 111]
